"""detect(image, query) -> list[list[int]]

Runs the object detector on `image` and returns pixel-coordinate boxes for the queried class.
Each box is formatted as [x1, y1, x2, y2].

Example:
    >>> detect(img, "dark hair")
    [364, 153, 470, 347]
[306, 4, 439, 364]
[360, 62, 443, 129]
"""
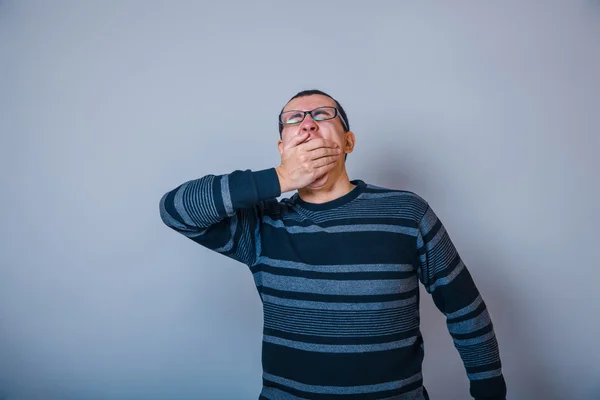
[278, 89, 350, 138]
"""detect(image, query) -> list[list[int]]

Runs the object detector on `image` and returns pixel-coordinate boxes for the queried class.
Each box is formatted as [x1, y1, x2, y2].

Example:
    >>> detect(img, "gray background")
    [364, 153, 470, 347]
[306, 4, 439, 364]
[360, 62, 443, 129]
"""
[1, 1, 599, 399]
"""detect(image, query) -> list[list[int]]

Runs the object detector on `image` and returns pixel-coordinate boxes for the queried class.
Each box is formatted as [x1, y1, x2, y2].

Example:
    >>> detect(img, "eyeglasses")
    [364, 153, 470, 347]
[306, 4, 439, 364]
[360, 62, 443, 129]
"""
[279, 106, 348, 131]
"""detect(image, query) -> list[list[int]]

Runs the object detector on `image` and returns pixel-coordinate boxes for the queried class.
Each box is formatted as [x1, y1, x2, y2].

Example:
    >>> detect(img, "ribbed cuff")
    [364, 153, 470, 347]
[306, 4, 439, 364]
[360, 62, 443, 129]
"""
[253, 168, 281, 200]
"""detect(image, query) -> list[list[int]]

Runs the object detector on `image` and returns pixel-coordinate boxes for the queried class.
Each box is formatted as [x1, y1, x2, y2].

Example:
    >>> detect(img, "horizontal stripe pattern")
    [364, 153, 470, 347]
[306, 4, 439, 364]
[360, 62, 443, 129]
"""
[260, 385, 427, 400]
[260, 285, 419, 303]
[263, 372, 423, 395]
[286, 190, 428, 224]
[160, 175, 506, 398]
[257, 271, 417, 296]
[263, 216, 418, 236]
[256, 256, 415, 273]
[260, 381, 427, 400]
[263, 334, 418, 353]
[468, 368, 503, 380]
[261, 293, 418, 311]
[264, 302, 419, 337]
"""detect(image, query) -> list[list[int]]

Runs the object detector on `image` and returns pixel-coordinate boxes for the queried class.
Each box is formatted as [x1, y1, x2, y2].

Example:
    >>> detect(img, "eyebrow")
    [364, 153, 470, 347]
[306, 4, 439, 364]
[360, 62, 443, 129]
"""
[282, 106, 333, 113]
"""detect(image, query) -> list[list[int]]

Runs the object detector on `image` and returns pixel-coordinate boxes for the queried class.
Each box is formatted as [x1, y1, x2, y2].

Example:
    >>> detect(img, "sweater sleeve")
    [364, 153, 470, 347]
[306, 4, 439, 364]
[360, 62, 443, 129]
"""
[159, 168, 281, 267]
[416, 204, 507, 400]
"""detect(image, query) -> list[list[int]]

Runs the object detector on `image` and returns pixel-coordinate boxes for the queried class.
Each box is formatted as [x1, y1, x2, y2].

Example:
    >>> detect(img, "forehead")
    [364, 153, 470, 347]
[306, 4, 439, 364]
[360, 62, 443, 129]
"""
[283, 94, 337, 112]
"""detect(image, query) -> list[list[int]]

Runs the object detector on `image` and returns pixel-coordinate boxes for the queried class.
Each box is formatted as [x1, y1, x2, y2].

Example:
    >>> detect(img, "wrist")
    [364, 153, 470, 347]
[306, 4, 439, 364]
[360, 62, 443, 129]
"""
[275, 166, 291, 193]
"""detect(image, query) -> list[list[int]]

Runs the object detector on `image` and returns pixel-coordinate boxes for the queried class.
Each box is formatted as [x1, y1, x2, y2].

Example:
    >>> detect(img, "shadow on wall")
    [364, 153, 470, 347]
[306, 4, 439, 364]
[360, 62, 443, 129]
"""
[373, 150, 561, 400]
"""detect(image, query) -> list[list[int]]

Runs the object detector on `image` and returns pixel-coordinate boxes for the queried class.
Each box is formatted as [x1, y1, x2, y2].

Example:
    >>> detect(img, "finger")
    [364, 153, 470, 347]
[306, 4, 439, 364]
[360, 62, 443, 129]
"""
[311, 154, 341, 169]
[310, 147, 342, 161]
[303, 138, 339, 151]
[284, 131, 310, 150]
[311, 161, 339, 179]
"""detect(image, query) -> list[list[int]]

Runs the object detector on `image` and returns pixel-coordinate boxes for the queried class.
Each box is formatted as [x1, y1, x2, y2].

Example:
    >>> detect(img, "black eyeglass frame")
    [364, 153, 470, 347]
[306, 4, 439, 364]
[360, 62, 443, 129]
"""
[278, 106, 349, 131]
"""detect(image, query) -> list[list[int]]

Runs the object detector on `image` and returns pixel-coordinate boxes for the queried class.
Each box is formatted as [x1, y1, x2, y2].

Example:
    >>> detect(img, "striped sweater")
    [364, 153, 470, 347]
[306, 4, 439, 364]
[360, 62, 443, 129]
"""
[159, 168, 506, 400]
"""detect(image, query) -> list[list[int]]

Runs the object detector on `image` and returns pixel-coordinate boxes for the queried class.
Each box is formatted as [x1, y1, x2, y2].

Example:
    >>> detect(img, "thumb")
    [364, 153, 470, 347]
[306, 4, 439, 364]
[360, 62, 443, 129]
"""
[285, 131, 309, 149]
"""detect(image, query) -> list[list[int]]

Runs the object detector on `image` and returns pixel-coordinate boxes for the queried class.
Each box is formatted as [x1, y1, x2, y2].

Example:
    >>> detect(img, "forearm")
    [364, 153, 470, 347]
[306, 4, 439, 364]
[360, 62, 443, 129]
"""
[417, 204, 506, 399]
[159, 167, 281, 232]
[440, 276, 506, 399]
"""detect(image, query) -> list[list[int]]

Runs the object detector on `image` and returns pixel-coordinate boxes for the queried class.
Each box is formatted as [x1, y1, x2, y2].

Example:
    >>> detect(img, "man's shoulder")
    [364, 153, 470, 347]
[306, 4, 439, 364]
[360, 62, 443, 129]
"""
[360, 181, 429, 207]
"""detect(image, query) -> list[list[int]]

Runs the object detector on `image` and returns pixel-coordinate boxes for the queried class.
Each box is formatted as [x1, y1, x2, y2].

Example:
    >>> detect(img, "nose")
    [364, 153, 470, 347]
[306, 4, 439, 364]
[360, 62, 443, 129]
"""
[299, 113, 318, 133]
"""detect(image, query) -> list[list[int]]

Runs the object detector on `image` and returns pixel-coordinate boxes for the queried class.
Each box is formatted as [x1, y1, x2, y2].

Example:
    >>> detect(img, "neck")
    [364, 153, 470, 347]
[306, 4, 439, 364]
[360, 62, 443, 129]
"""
[297, 168, 355, 204]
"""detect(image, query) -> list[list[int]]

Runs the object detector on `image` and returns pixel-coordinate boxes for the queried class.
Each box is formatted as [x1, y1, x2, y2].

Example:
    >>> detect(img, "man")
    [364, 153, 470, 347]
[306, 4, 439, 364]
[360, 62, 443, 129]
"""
[159, 89, 507, 399]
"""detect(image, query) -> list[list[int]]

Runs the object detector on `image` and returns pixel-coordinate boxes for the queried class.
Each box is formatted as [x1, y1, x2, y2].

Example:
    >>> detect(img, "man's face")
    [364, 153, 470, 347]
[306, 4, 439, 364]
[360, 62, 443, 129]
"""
[278, 94, 350, 153]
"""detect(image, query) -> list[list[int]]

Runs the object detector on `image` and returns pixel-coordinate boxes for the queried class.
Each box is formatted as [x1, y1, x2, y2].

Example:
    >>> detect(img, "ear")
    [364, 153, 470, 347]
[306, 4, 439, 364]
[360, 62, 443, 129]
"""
[344, 131, 355, 154]
[277, 139, 284, 156]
